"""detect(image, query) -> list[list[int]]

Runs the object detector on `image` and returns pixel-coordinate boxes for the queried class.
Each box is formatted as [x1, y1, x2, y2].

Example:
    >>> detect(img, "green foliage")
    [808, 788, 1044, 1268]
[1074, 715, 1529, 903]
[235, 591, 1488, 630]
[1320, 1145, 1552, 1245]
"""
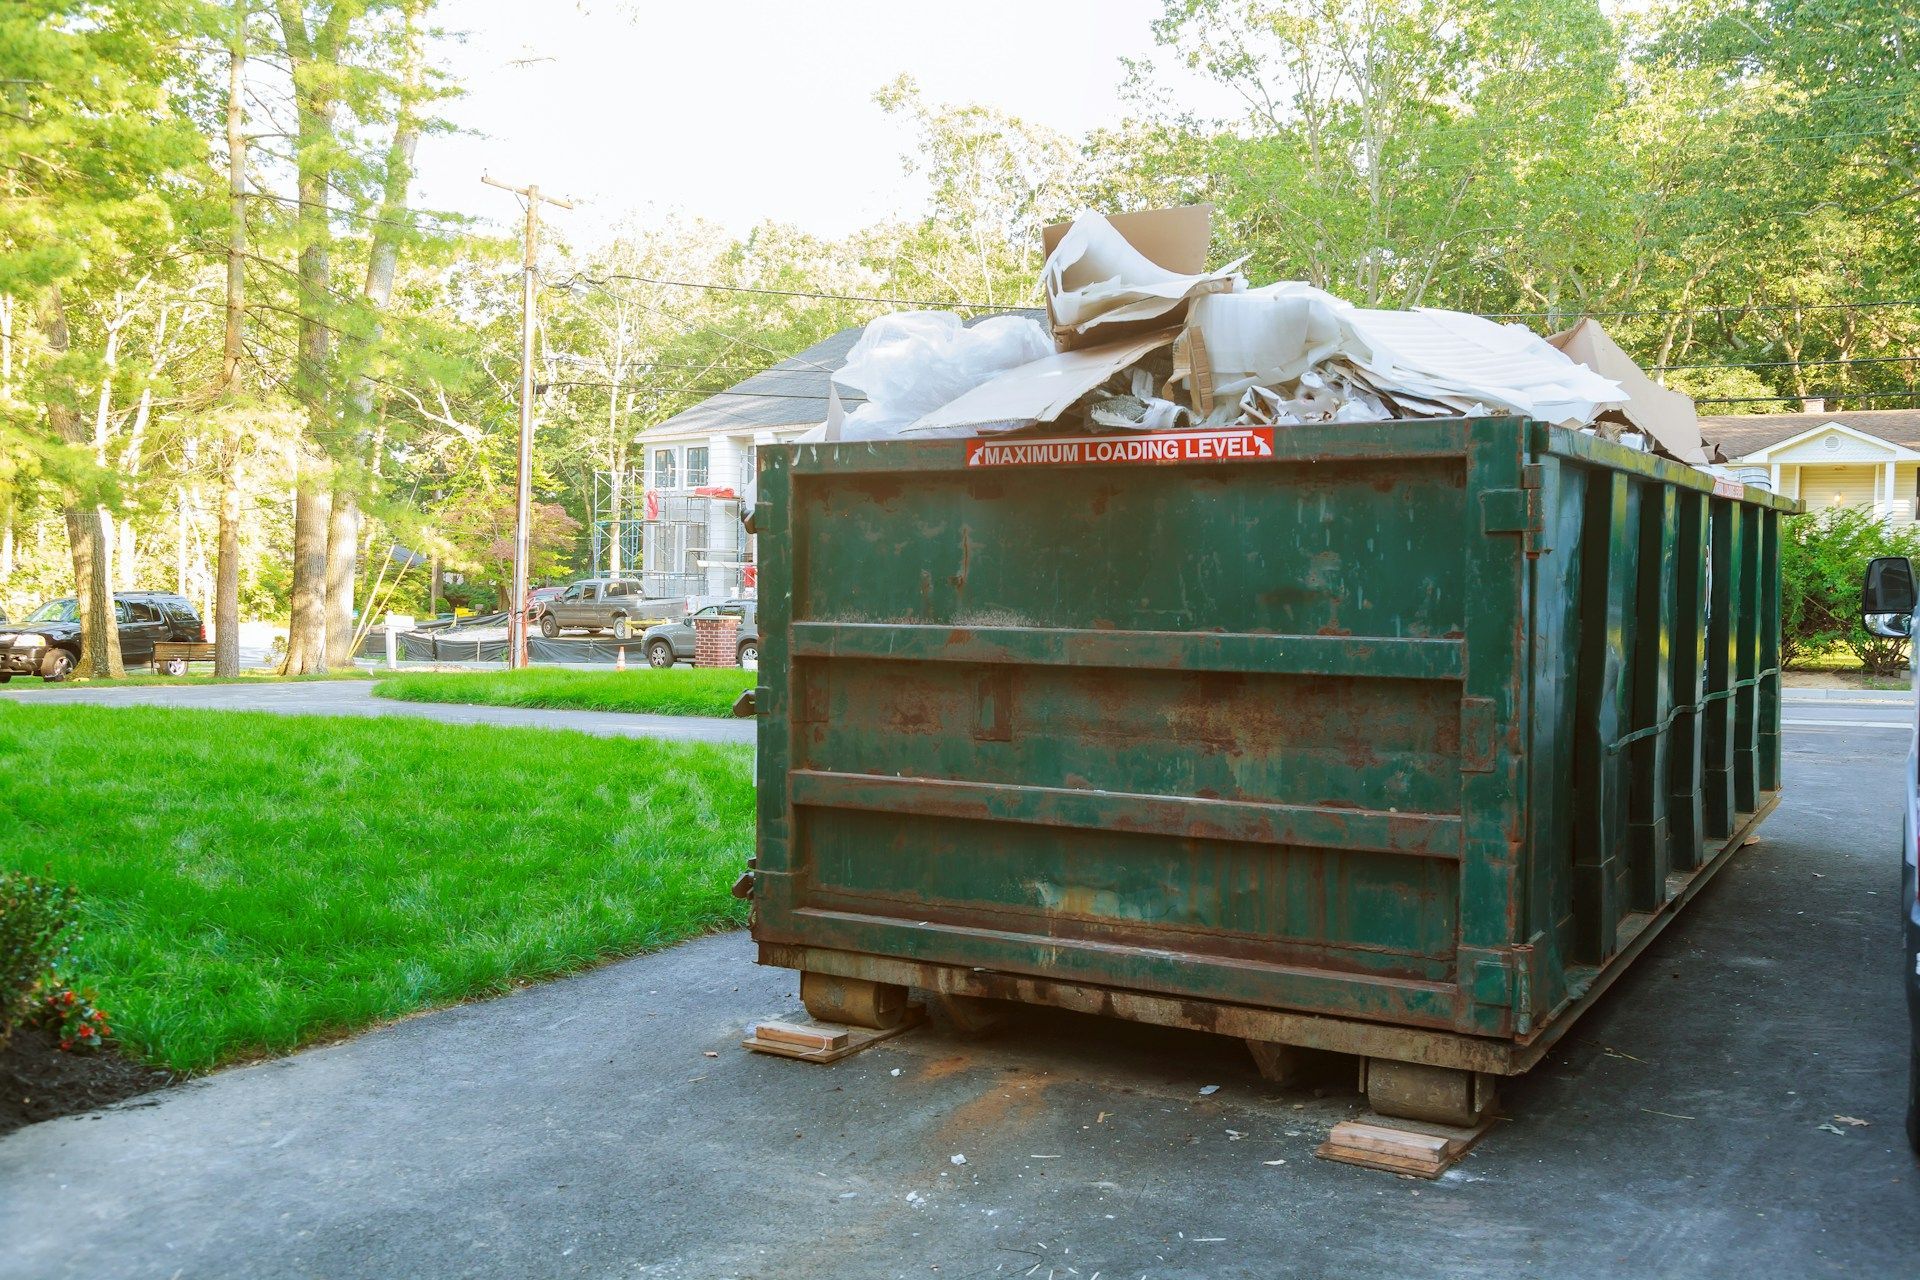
[1780, 506, 1920, 674]
[435, 494, 581, 605]
[373, 666, 757, 718]
[0, 871, 76, 1037]
[8, 0, 1920, 647]
[1135, 0, 1920, 410]
[0, 705, 754, 1071]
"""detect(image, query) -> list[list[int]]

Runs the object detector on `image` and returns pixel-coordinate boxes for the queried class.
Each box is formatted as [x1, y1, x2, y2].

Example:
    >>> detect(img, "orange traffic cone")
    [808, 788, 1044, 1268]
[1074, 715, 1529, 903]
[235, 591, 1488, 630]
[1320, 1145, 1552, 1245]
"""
[615, 642, 626, 672]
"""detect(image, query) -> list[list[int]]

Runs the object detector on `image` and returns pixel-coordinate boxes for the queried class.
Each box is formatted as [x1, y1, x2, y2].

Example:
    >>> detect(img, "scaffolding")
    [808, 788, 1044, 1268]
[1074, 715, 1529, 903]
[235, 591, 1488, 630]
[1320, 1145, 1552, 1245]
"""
[595, 469, 753, 599]
[640, 488, 751, 598]
[588, 468, 645, 577]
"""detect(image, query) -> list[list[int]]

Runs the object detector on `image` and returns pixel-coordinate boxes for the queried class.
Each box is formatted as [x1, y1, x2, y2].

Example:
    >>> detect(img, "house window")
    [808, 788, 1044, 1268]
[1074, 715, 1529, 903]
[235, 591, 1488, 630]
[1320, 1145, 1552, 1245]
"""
[653, 447, 678, 490]
[742, 444, 757, 488]
[686, 446, 709, 488]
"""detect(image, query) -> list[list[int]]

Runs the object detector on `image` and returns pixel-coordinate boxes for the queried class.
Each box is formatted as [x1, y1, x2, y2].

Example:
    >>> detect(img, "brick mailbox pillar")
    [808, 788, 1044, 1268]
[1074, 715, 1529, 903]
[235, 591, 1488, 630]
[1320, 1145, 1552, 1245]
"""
[693, 614, 740, 668]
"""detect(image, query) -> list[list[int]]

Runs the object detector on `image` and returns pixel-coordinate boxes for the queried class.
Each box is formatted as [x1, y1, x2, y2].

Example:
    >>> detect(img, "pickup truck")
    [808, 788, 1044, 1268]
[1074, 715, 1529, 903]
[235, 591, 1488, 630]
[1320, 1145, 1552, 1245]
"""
[536, 578, 647, 640]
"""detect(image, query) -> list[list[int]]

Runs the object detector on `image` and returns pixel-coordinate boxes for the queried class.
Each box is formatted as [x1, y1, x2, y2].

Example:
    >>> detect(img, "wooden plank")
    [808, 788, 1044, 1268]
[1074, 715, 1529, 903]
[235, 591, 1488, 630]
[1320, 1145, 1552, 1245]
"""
[741, 1006, 925, 1065]
[749, 1020, 847, 1052]
[1315, 1113, 1491, 1178]
[1332, 1122, 1451, 1158]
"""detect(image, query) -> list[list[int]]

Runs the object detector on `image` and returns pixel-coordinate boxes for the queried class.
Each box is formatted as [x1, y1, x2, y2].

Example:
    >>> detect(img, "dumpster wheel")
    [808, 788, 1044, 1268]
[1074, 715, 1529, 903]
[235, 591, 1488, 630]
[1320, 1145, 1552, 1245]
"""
[800, 972, 910, 1030]
[1362, 1059, 1498, 1127]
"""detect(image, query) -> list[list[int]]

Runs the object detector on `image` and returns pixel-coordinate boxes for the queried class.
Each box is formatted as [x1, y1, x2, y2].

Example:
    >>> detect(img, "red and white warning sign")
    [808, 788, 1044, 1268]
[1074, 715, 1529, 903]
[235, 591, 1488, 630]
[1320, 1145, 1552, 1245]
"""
[964, 427, 1275, 469]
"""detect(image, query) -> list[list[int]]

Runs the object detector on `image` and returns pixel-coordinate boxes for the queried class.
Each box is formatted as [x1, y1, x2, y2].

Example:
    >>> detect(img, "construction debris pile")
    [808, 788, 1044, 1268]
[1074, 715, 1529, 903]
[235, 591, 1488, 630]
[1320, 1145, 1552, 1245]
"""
[811, 206, 1709, 467]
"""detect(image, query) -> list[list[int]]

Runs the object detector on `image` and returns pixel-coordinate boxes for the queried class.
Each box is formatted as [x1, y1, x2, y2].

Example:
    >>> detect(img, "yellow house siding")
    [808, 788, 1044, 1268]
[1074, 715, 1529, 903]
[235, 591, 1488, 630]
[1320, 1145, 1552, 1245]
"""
[1797, 464, 1879, 511]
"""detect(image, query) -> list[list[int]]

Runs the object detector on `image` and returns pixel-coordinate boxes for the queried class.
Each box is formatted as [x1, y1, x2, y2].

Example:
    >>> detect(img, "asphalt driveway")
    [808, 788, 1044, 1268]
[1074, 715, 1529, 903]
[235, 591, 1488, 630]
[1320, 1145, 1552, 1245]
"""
[0, 678, 754, 744]
[0, 716, 1914, 1278]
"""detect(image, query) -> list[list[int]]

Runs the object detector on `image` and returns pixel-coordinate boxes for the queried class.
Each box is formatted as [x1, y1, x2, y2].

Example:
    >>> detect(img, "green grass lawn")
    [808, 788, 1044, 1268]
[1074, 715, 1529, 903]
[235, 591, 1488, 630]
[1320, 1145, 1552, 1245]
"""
[372, 666, 756, 717]
[0, 705, 752, 1071]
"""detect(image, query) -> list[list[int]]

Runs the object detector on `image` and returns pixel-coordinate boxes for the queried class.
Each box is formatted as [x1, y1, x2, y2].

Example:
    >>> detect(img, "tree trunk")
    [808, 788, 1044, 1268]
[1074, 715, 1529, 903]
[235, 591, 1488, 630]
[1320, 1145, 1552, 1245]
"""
[118, 522, 138, 589]
[215, 4, 248, 676]
[42, 290, 123, 675]
[283, 455, 331, 674]
[63, 507, 124, 679]
[323, 486, 359, 666]
[216, 475, 241, 673]
[321, 1, 423, 668]
[276, 0, 344, 674]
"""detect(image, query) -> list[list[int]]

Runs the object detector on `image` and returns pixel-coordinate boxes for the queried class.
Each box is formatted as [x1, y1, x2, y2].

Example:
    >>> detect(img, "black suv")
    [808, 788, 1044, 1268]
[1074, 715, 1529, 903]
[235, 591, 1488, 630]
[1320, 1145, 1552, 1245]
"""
[0, 591, 205, 681]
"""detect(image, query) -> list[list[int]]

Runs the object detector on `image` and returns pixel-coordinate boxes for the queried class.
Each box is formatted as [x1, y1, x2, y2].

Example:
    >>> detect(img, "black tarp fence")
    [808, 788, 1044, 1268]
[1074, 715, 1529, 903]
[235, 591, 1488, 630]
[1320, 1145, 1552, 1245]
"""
[358, 628, 654, 665]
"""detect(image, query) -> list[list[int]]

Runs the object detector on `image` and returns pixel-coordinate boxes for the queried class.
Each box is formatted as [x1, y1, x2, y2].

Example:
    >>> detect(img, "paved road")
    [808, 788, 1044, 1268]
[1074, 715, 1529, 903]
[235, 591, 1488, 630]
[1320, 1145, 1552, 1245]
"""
[1, 715, 1915, 1279]
[0, 678, 755, 745]
[1783, 696, 1912, 733]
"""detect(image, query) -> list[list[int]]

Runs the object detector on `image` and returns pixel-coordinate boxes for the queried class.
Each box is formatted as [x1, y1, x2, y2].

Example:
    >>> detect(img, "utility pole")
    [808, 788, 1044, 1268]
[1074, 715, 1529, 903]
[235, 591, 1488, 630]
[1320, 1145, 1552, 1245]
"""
[482, 174, 572, 668]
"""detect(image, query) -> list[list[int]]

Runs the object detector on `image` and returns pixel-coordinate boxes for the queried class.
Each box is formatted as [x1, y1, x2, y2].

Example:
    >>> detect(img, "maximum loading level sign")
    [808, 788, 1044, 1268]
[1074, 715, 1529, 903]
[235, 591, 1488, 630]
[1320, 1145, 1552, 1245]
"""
[964, 427, 1276, 469]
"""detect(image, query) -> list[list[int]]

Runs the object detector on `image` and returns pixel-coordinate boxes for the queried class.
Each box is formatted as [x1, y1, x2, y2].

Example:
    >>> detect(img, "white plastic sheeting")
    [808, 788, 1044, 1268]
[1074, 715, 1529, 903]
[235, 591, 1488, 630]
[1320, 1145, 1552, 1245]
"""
[790, 206, 1672, 450]
[822, 311, 1053, 439]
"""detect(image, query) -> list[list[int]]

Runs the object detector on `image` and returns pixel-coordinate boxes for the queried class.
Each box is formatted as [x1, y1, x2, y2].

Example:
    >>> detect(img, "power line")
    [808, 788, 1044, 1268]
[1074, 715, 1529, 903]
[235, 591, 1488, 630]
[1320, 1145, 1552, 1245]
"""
[1487, 298, 1920, 320]
[243, 190, 470, 233]
[556, 271, 1033, 314]
[1695, 391, 1920, 404]
[563, 269, 1920, 326]
[542, 378, 854, 402]
[1658, 353, 1920, 372]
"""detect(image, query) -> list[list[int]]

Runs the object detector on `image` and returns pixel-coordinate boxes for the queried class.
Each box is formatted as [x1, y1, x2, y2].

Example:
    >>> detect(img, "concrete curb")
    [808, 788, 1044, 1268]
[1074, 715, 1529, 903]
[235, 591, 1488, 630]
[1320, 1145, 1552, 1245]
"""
[1782, 687, 1912, 703]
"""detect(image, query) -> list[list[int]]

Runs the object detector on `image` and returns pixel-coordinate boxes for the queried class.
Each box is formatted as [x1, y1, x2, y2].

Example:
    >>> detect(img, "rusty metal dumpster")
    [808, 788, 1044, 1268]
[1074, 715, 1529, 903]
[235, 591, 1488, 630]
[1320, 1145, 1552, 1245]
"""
[745, 417, 1796, 1123]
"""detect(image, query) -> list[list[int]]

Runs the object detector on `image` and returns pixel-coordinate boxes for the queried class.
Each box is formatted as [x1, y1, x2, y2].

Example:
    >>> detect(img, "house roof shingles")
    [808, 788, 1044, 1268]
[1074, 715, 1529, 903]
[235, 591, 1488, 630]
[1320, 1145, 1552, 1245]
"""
[1700, 408, 1920, 460]
[642, 327, 867, 439]
[641, 310, 1050, 440]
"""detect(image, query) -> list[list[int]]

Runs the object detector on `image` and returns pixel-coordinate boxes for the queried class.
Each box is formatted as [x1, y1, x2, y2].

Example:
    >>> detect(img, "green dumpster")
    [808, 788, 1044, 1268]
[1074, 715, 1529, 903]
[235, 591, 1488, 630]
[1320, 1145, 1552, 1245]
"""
[745, 417, 1797, 1123]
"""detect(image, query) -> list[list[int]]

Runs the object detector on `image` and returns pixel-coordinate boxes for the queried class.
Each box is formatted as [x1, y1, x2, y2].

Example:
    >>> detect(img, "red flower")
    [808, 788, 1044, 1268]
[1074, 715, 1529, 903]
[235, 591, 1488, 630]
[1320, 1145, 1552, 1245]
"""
[78, 1026, 94, 1038]
[59, 1040, 72, 1051]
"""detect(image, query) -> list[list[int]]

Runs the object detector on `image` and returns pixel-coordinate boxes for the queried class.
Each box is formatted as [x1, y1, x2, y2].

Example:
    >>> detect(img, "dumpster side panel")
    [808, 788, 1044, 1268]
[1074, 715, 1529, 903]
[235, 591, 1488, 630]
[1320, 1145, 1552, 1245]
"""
[1528, 434, 1790, 1018]
[760, 431, 1488, 1030]
[754, 422, 1795, 1066]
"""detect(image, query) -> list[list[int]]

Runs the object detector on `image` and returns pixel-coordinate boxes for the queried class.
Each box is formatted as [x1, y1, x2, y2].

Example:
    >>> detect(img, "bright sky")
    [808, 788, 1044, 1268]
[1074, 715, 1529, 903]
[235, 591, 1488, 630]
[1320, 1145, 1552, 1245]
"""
[413, 0, 1239, 245]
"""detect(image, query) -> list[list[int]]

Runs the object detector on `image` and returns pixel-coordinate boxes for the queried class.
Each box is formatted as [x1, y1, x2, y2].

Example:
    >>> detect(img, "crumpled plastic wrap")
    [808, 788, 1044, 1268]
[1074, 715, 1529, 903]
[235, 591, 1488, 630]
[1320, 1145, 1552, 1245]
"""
[826, 311, 1053, 438]
[793, 206, 1697, 456]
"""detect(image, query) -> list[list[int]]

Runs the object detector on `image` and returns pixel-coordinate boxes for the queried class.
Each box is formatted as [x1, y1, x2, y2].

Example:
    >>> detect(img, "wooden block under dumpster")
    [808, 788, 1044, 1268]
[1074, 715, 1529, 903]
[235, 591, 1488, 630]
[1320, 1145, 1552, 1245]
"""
[743, 418, 1797, 1122]
[1316, 1116, 1492, 1178]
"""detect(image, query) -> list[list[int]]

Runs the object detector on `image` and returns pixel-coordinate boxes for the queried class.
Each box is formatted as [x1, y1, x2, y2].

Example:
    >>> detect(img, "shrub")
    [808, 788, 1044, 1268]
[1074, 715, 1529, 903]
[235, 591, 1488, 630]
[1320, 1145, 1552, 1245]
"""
[1781, 506, 1920, 675]
[0, 871, 77, 1040]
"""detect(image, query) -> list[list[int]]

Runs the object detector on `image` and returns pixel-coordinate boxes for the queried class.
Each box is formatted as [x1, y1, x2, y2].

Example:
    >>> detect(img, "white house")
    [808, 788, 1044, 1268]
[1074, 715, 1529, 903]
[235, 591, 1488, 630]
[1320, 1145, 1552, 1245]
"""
[1701, 403, 1920, 522]
[633, 326, 869, 597]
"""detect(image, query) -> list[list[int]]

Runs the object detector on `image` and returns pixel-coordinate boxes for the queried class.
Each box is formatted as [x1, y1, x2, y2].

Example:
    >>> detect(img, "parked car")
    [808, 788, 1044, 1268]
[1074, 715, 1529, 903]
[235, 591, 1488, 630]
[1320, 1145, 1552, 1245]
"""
[1860, 554, 1920, 1156]
[0, 590, 206, 682]
[641, 600, 757, 668]
[537, 577, 647, 639]
[524, 585, 564, 620]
